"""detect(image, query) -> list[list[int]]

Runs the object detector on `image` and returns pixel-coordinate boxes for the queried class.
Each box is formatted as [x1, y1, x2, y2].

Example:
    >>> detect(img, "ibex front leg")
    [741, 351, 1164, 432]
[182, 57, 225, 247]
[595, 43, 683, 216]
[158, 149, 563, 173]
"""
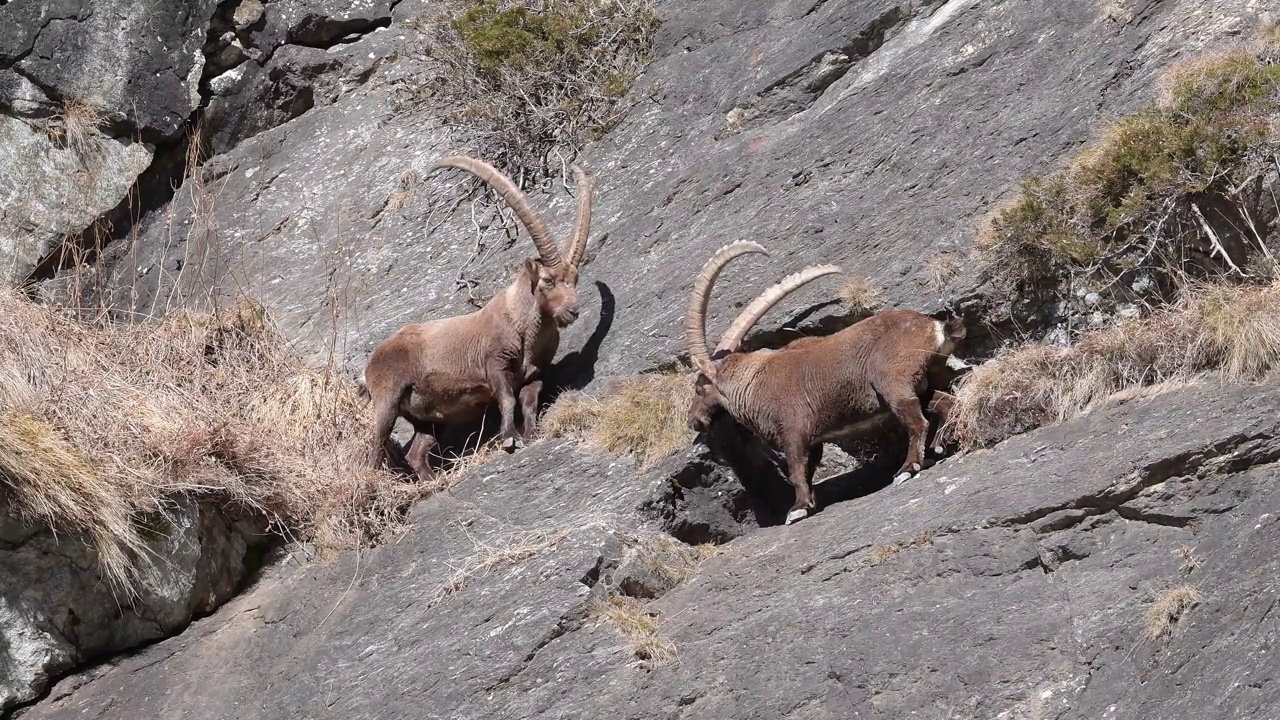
[783, 439, 820, 525]
[519, 378, 543, 439]
[489, 364, 526, 453]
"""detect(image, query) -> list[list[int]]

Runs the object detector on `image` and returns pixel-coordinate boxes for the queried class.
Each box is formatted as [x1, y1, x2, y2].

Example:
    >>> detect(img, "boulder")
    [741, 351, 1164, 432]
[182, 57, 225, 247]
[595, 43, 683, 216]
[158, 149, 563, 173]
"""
[0, 499, 254, 710]
[0, 115, 151, 286]
[0, 0, 219, 140]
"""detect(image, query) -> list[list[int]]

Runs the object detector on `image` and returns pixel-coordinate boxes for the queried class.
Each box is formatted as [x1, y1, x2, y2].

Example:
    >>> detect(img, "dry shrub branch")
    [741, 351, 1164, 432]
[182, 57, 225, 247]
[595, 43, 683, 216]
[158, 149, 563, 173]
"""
[0, 289, 421, 595]
[946, 281, 1280, 448]
[403, 0, 661, 182]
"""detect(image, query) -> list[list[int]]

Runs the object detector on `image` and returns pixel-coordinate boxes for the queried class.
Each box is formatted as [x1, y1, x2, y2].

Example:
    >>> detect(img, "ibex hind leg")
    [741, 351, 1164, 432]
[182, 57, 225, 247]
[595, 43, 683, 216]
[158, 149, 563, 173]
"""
[406, 432, 439, 484]
[518, 379, 543, 440]
[925, 390, 956, 457]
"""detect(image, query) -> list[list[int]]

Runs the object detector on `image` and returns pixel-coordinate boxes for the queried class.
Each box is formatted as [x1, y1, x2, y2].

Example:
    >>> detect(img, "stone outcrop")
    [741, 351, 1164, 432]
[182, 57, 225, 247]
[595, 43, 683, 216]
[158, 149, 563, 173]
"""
[0, 501, 256, 710]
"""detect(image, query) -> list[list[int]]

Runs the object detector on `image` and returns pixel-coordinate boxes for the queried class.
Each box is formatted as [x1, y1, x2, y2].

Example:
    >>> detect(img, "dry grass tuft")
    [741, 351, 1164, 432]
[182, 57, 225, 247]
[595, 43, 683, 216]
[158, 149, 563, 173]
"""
[638, 533, 719, 586]
[590, 594, 678, 668]
[41, 98, 108, 160]
[839, 278, 884, 315]
[868, 544, 902, 567]
[540, 371, 692, 466]
[429, 526, 571, 606]
[921, 252, 962, 291]
[1176, 545, 1204, 575]
[0, 289, 422, 595]
[945, 281, 1280, 449]
[1143, 584, 1203, 640]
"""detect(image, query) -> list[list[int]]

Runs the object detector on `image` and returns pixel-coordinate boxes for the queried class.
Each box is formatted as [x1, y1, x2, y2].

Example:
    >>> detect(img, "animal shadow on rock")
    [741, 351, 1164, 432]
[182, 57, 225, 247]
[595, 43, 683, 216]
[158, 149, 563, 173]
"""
[698, 415, 907, 527]
[543, 280, 616, 407]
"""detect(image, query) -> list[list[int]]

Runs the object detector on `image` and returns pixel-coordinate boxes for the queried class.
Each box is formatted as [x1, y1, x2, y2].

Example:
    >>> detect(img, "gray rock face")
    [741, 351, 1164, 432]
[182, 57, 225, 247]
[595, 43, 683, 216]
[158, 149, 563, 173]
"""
[0, 0, 218, 139]
[19, 381, 1280, 719]
[87, 0, 1264, 380]
[9, 0, 1280, 717]
[0, 115, 152, 285]
[0, 500, 253, 710]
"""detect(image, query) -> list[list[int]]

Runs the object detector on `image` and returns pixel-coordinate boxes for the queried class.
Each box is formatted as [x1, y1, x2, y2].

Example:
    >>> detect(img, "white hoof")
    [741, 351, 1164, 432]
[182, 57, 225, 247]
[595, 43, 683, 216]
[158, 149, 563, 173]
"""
[501, 436, 525, 452]
[785, 508, 809, 525]
[931, 445, 946, 457]
[892, 471, 912, 486]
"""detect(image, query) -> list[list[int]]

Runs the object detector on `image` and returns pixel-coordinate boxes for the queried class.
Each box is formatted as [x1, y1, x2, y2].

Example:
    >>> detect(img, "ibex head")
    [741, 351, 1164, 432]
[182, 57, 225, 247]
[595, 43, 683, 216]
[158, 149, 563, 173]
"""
[431, 156, 595, 328]
[684, 241, 841, 432]
[518, 258, 582, 327]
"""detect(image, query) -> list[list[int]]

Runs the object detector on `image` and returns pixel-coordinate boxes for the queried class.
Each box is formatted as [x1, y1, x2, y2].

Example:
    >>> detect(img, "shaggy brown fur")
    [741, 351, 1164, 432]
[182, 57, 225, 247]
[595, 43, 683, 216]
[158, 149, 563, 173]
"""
[685, 241, 965, 524]
[364, 155, 594, 481]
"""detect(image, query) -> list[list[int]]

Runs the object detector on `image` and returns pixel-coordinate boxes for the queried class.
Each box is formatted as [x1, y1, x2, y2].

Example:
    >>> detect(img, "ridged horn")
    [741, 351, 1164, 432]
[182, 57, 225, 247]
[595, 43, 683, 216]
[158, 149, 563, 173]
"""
[566, 164, 594, 267]
[685, 241, 770, 378]
[714, 265, 843, 354]
[430, 155, 561, 267]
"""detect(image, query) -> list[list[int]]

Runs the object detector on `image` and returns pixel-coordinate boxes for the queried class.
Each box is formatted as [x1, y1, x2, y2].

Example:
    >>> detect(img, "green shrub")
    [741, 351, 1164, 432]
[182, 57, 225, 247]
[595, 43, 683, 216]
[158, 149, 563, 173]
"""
[978, 43, 1280, 304]
[406, 0, 661, 182]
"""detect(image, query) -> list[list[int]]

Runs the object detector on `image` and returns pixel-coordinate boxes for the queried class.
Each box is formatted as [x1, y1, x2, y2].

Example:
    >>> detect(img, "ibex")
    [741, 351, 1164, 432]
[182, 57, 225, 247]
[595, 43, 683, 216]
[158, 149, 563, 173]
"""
[363, 155, 594, 482]
[685, 241, 965, 525]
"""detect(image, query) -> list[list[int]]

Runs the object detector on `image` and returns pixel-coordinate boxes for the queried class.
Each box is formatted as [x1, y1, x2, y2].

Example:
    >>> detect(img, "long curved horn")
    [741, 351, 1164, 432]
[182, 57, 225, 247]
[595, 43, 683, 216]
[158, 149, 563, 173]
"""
[566, 164, 594, 267]
[430, 155, 561, 267]
[714, 265, 843, 354]
[685, 241, 769, 377]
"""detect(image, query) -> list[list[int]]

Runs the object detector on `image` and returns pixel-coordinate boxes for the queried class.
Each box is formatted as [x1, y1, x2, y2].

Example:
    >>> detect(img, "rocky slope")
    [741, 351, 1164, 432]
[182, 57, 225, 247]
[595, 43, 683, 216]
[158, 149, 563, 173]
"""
[21, 381, 1280, 719]
[4, 0, 1279, 717]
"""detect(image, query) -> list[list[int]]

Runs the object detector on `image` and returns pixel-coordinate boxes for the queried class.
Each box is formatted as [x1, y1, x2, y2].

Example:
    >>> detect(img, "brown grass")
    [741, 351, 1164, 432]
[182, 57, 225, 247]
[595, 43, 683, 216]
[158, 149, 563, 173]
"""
[921, 252, 962, 291]
[868, 544, 902, 567]
[41, 98, 108, 161]
[540, 371, 692, 466]
[637, 533, 719, 586]
[945, 281, 1280, 449]
[428, 526, 571, 607]
[590, 594, 678, 668]
[838, 278, 883, 315]
[1143, 584, 1203, 640]
[0, 289, 422, 595]
[1176, 545, 1203, 575]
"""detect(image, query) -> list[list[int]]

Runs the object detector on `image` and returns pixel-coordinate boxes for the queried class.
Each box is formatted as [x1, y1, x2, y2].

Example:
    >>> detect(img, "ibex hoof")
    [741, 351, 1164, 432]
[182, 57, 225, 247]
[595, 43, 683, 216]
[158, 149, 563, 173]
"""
[784, 508, 809, 525]
[892, 471, 913, 486]
[930, 445, 946, 457]
[501, 436, 525, 452]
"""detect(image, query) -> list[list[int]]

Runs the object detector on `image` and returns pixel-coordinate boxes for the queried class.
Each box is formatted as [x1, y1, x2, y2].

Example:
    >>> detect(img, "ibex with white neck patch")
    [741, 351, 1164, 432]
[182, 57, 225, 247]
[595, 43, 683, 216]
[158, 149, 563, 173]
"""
[685, 241, 965, 525]
[364, 155, 594, 482]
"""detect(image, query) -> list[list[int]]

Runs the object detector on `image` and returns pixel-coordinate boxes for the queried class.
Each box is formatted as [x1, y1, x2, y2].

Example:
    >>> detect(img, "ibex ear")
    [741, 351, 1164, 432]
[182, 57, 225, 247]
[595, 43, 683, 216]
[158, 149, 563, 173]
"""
[518, 258, 541, 291]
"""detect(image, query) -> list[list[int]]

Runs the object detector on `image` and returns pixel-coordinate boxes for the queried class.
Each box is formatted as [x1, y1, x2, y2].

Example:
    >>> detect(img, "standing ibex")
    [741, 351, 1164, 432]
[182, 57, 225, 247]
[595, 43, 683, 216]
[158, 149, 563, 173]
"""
[363, 155, 594, 482]
[685, 241, 965, 525]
